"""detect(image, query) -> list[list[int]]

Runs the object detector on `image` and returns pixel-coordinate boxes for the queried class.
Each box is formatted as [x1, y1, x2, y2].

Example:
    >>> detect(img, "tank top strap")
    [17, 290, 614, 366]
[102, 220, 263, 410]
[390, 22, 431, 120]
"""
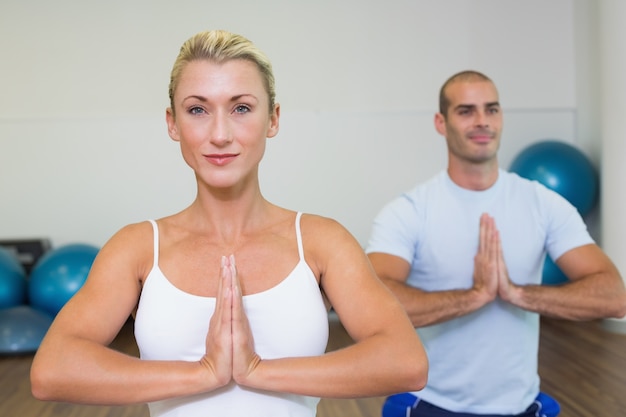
[295, 212, 304, 260]
[147, 219, 159, 268]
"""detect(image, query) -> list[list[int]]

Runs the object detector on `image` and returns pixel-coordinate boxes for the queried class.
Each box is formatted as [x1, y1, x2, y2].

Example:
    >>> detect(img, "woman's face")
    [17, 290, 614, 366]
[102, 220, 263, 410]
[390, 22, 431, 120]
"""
[166, 59, 279, 191]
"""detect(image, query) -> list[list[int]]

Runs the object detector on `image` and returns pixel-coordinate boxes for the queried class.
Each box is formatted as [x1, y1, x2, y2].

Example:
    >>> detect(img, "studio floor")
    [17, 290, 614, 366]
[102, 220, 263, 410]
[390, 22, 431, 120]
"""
[1, 315, 625, 417]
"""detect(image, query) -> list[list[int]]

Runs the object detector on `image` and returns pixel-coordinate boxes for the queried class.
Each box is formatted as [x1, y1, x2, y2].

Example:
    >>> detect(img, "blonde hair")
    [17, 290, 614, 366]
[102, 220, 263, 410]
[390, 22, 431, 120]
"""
[168, 30, 276, 114]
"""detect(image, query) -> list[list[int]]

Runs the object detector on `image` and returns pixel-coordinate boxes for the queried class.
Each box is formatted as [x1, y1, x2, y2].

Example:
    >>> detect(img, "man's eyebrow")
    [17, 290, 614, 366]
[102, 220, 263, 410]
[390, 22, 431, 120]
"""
[454, 102, 500, 111]
[454, 104, 476, 111]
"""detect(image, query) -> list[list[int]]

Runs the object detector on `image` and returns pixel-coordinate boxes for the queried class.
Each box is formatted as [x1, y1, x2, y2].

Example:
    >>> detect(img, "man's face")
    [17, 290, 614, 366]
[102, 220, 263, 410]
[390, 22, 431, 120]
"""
[435, 80, 503, 165]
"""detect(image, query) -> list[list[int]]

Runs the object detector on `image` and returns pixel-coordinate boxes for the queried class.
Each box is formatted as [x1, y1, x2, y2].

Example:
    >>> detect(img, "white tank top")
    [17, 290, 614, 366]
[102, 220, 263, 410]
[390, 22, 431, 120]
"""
[134, 212, 329, 416]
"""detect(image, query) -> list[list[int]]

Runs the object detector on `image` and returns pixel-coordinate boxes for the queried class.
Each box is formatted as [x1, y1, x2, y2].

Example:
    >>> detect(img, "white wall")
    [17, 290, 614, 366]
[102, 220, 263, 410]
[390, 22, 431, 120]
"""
[0, 0, 591, 248]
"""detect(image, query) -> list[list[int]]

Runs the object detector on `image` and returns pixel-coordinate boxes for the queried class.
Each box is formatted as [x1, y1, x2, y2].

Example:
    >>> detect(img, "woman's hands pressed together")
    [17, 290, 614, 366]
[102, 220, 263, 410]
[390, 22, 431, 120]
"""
[201, 255, 261, 387]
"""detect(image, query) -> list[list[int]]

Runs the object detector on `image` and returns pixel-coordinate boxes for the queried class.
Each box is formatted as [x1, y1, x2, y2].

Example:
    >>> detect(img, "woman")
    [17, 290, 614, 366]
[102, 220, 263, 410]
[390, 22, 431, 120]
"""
[30, 30, 427, 416]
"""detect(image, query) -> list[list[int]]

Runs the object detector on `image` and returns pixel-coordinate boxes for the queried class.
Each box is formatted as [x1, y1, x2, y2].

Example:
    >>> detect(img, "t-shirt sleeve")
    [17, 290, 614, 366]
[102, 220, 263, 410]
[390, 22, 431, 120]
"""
[365, 194, 421, 264]
[540, 185, 595, 261]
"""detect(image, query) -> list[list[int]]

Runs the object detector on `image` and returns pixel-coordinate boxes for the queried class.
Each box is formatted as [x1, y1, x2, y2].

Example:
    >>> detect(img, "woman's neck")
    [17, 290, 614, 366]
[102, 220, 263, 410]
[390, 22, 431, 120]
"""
[185, 183, 272, 243]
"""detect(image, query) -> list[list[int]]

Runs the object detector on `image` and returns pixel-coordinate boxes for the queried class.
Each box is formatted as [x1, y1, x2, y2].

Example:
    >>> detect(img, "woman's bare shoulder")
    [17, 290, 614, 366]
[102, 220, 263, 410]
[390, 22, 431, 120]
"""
[97, 220, 156, 268]
[108, 220, 156, 243]
[298, 213, 361, 266]
[299, 213, 352, 240]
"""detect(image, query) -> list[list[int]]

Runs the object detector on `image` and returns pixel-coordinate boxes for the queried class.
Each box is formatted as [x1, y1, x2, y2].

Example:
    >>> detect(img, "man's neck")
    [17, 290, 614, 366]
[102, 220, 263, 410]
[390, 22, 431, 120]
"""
[447, 160, 499, 191]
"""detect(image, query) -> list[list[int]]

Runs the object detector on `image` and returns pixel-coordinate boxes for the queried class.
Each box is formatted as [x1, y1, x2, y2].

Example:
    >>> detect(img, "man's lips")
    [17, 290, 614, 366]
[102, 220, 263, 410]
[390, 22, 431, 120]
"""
[468, 130, 494, 143]
[205, 153, 238, 166]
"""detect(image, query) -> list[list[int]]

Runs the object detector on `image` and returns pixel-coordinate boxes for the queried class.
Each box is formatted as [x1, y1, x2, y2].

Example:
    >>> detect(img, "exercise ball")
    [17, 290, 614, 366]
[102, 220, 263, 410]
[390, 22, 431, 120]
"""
[509, 140, 599, 217]
[0, 247, 27, 309]
[0, 305, 53, 354]
[542, 256, 568, 286]
[28, 243, 100, 316]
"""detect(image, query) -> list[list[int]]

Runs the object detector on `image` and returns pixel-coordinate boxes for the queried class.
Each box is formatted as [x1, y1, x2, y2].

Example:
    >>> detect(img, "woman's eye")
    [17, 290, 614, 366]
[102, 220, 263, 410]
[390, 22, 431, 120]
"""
[234, 105, 251, 114]
[189, 106, 205, 115]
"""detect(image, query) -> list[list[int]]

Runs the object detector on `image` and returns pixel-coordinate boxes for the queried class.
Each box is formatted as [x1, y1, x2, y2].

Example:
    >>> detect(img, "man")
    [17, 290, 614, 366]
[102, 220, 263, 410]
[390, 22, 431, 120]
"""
[366, 70, 626, 417]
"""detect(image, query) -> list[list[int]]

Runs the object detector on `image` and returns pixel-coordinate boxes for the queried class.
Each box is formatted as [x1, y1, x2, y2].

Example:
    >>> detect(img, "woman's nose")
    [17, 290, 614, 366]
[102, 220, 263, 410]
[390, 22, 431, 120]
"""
[209, 113, 233, 145]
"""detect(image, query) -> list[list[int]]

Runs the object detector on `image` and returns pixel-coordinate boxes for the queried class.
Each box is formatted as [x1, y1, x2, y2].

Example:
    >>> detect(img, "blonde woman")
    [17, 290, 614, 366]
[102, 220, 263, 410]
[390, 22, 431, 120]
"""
[31, 30, 427, 417]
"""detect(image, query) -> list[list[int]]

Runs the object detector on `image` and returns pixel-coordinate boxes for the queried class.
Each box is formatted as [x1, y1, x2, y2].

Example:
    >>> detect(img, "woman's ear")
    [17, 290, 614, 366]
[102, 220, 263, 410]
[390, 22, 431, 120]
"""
[266, 103, 280, 138]
[166, 107, 180, 142]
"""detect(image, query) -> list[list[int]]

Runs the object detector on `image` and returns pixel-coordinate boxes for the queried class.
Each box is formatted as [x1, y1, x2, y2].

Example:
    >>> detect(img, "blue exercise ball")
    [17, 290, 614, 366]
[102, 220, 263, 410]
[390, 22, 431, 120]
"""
[542, 256, 568, 286]
[510, 140, 599, 217]
[0, 305, 54, 354]
[0, 247, 27, 309]
[28, 243, 100, 316]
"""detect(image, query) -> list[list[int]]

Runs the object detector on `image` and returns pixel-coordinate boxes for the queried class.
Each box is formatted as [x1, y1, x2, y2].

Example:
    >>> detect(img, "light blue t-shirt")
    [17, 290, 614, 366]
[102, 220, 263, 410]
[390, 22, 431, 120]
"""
[366, 169, 593, 415]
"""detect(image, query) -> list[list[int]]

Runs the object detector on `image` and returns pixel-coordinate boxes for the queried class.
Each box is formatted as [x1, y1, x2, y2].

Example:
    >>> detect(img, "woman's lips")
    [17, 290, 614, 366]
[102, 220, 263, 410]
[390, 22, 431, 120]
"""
[205, 153, 238, 166]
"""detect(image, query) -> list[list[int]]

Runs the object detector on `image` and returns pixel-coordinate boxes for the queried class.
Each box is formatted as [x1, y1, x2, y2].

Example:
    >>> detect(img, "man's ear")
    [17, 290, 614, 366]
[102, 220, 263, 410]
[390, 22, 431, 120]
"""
[434, 112, 447, 137]
[166, 107, 180, 142]
[267, 103, 280, 138]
